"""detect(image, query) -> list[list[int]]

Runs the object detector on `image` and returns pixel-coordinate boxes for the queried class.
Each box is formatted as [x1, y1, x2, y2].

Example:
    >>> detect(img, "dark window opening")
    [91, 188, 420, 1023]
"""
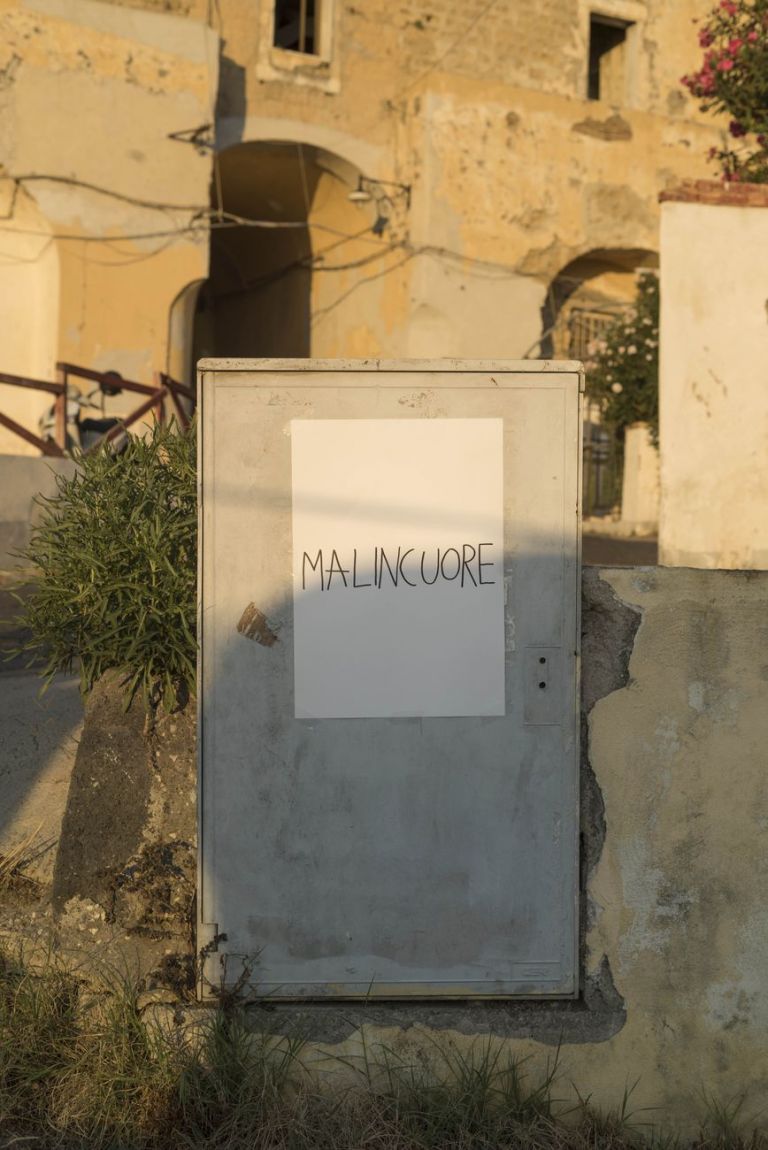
[588, 15, 630, 102]
[274, 0, 319, 55]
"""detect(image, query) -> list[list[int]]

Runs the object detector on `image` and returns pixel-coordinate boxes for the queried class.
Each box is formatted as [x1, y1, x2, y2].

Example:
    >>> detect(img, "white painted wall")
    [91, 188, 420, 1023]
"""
[659, 198, 768, 568]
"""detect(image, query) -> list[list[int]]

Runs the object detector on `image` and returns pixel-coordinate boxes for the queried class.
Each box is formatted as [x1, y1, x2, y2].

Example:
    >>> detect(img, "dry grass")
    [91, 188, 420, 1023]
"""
[0, 947, 765, 1150]
[0, 826, 45, 899]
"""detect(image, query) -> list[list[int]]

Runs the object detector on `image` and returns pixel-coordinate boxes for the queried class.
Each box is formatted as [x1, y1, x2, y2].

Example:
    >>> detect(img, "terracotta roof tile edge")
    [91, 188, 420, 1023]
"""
[659, 179, 768, 207]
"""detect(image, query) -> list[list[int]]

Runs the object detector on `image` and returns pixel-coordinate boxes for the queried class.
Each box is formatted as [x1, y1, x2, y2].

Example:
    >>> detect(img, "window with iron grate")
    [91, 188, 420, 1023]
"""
[569, 308, 619, 360]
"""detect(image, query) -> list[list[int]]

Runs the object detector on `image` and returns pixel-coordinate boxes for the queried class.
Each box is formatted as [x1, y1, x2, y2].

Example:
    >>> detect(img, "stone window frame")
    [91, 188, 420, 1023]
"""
[255, 0, 340, 94]
[581, 0, 647, 109]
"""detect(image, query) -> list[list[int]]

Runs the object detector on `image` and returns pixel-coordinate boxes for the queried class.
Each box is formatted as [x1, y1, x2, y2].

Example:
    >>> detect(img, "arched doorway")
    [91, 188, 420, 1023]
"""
[193, 141, 374, 360]
[541, 247, 658, 361]
[542, 248, 659, 520]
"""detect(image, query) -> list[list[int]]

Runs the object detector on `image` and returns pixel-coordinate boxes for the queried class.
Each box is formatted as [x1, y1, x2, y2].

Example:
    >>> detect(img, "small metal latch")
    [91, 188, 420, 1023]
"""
[523, 647, 562, 725]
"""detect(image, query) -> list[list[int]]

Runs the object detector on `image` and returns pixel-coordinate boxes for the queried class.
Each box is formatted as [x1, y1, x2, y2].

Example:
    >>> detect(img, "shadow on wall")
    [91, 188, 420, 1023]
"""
[32, 541, 628, 1038]
[4, 560, 768, 1130]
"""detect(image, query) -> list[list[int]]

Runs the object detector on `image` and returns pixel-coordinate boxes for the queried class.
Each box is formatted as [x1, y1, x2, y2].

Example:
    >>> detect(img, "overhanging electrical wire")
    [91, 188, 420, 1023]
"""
[8, 174, 206, 213]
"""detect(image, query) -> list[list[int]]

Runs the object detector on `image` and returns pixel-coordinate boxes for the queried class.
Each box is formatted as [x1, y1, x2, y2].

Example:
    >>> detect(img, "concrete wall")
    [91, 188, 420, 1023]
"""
[621, 422, 659, 534]
[0, 454, 76, 570]
[4, 566, 768, 1129]
[659, 182, 768, 568]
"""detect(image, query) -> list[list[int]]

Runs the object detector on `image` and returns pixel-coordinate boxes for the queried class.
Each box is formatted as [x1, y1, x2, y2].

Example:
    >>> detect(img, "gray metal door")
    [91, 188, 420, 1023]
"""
[198, 360, 582, 999]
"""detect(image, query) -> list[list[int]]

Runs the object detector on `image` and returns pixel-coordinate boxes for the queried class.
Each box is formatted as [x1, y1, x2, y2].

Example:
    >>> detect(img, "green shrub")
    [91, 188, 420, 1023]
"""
[14, 419, 196, 710]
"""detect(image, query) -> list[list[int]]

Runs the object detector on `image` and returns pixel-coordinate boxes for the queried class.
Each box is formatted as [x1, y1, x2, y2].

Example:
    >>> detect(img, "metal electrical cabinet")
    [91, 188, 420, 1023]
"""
[198, 360, 582, 999]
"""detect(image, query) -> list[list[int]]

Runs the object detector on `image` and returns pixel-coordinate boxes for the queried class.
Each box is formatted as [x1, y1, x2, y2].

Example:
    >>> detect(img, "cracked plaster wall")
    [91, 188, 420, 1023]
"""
[0, 0, 728, 440]
[211, 0, 723, 361]
[280, 568, 768, 1131]
[0, 0, 216, 449]
[7, 566, 766, 1128]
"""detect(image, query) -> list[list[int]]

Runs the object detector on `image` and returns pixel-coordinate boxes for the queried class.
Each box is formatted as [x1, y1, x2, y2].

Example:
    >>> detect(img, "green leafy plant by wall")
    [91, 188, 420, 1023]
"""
[681, 0, 768, 183]
[585, 273, 659, 444]
[14, 420, 196, 710]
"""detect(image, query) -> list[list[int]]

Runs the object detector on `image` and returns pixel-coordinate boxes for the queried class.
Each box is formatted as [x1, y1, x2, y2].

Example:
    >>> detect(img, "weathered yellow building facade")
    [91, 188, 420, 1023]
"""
[0, 0, 720, 452]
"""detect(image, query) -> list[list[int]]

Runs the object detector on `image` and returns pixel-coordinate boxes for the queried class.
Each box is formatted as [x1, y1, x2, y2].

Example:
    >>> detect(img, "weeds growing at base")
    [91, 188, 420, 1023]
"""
[0, 947, 766, 1150]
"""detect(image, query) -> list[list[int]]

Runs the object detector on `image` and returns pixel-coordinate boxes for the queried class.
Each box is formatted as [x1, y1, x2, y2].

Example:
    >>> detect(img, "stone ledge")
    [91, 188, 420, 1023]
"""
[660, 178, 768, 208]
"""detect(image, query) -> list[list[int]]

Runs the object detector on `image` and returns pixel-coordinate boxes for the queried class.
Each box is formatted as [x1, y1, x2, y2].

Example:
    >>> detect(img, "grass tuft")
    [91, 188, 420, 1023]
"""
[1, 947, 766, 1150]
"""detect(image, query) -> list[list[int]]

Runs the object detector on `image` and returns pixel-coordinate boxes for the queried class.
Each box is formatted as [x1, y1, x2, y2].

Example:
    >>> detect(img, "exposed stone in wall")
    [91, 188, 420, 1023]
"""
[572, 114, 633, 142]
[94, 0, 203, 15]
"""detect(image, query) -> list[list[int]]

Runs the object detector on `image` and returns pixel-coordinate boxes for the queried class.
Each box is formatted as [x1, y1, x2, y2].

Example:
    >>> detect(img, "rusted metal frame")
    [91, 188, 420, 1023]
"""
[158, 373, 195, 402]
[152, 373, 166, 426]
[165, 384, 187, 430]
[0, 410, 65, 456]
[158, 372, 195, 428]
[107, 387, 168, 437]
[0, 368, 67, 452]
[85, 387, 169, 453]
[0, 371, 64, 395]
[54, 364, 67, 451]
[0, 361, 193, 458]
[55, 361, 158, 397]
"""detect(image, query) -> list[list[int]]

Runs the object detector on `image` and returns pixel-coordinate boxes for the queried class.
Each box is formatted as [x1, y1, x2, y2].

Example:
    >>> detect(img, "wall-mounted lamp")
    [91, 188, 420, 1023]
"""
[347, 176, 411, 209]
[347, 177, 373, 204]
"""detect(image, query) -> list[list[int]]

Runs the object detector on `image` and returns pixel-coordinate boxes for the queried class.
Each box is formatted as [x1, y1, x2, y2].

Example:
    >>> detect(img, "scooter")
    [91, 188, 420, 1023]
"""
[39, 373, 127, 453]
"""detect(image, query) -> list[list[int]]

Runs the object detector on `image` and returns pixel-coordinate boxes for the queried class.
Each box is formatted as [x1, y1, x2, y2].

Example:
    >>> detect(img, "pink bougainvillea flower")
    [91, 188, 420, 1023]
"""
[682, 1, 768, 184]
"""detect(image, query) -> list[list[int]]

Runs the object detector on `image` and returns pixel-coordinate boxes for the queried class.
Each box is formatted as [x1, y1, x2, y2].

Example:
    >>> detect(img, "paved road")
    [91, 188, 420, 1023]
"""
[583, 534, 658, 566]
[0, 576, 36, 672]
[0, 671, 83, 885]
[0, 574, 83, 884]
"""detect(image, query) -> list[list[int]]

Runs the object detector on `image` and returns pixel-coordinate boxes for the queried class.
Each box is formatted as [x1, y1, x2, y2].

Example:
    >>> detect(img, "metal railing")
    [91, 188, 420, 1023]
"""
[0, 363, 194, 456]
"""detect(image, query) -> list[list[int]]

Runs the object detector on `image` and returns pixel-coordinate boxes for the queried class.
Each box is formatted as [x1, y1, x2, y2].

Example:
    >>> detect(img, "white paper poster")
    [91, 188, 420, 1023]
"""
[291, 418, 505, 718]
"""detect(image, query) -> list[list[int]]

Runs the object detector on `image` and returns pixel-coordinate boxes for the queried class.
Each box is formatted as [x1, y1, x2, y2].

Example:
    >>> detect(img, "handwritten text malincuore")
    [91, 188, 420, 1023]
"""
[290, 417, 505, 718]
[299, 544, 497, 592]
